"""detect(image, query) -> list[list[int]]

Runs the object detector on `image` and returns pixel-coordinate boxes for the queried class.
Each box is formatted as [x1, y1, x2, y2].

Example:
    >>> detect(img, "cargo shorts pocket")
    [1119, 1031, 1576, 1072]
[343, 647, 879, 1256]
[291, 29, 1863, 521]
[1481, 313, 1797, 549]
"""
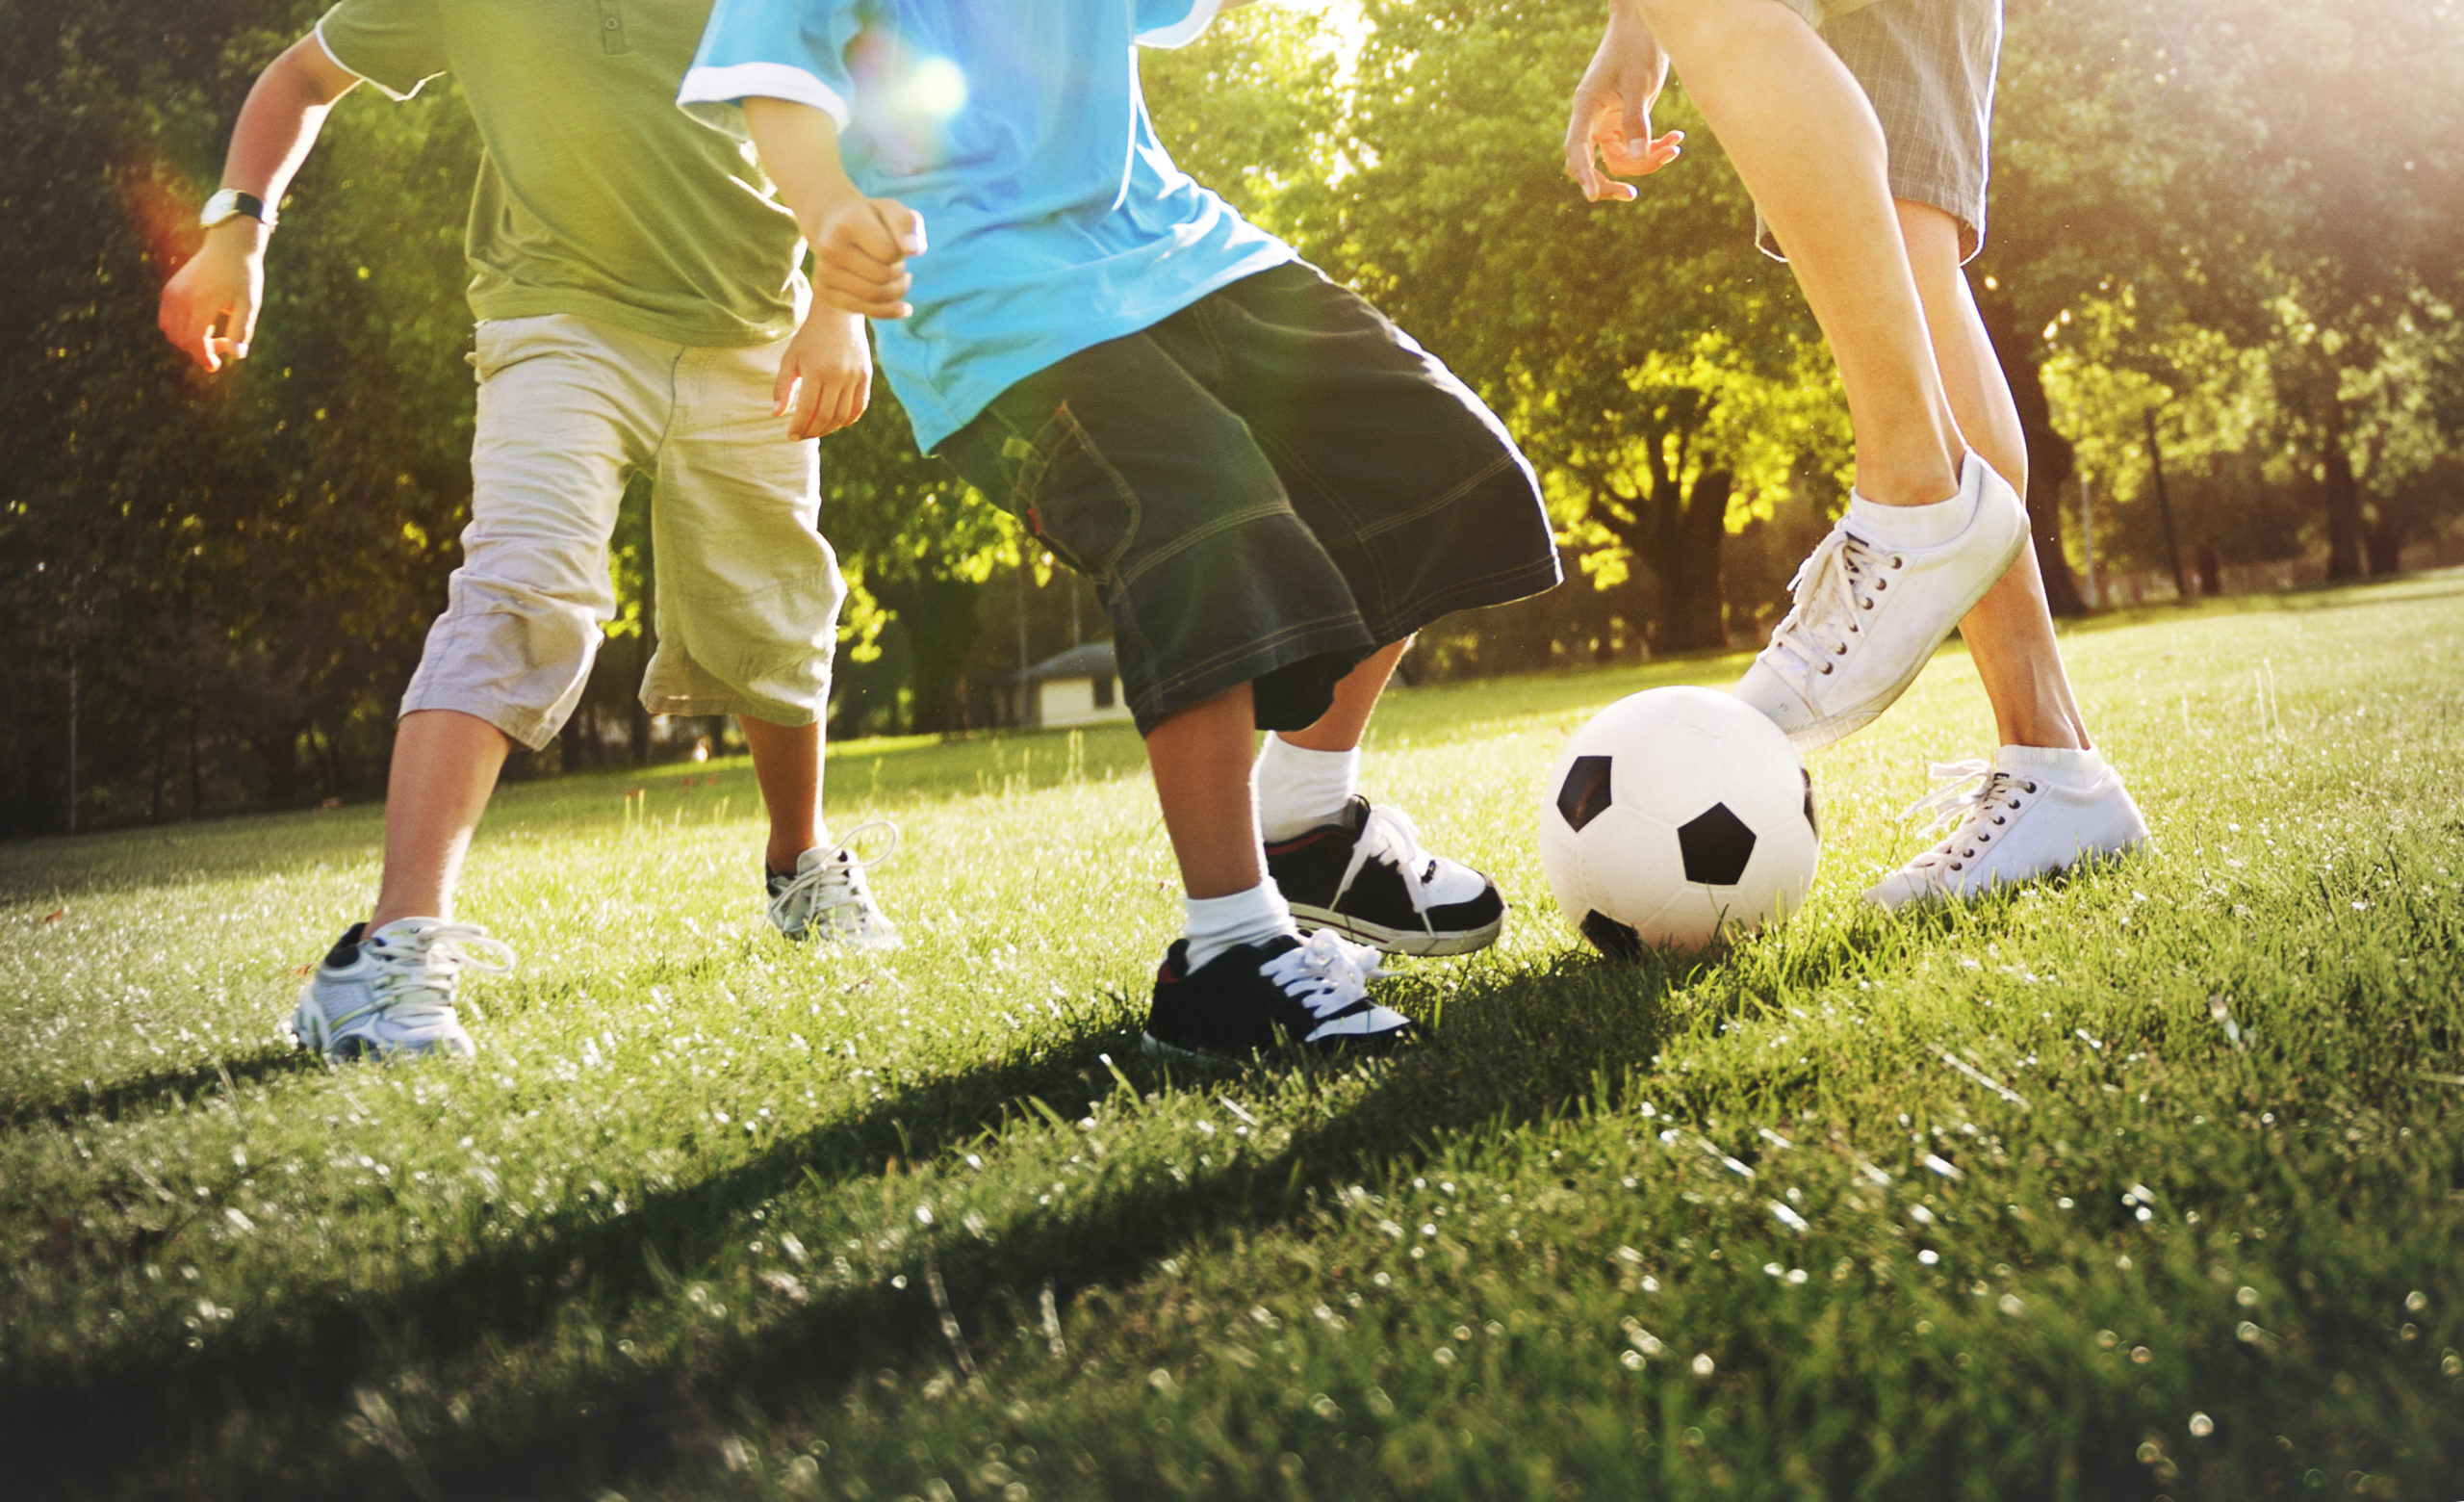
[1004, 404, 1142, 589]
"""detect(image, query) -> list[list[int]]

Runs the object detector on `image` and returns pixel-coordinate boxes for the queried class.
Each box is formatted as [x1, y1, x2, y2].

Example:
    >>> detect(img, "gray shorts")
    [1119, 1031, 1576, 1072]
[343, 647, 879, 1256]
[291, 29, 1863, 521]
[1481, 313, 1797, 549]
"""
[1761, 0, 2002, 264]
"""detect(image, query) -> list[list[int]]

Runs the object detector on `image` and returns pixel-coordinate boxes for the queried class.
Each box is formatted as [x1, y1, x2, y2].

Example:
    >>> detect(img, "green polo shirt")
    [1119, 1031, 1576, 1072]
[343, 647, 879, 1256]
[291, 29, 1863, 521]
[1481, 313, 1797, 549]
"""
[317, 0, 804, 347]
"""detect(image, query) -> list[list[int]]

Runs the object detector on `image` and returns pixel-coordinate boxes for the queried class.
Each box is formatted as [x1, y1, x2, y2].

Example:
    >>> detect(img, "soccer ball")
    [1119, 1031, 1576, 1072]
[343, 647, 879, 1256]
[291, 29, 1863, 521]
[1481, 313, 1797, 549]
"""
[1538, 686, 1820, 954]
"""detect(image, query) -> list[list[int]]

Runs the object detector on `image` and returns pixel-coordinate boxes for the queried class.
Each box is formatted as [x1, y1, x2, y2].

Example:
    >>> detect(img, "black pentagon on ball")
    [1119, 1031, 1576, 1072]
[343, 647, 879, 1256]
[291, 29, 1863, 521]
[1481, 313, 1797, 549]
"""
[1677, 802, 1758, 887]
[1556, 754, 1615, 833]
[1580, 911, 1644, 959]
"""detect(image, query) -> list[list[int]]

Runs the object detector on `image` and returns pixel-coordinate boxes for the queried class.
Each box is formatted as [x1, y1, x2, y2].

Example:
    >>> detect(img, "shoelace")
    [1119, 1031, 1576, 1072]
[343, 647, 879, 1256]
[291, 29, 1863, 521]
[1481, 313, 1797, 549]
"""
[1760, 521, 1904, 689]
[1897, 759, 2040, 875]
[768, 819, 902, 934]
[1346, 804, 1448, 917]
[1260, 929, 1388, 1021]
[349, 922, 516, 1028]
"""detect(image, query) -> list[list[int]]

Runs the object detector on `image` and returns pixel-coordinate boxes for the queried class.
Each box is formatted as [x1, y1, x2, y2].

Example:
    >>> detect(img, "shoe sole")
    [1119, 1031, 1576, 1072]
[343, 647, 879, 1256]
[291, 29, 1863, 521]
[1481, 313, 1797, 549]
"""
[1782, 505, 2032, 755]
[1140, 1027, 1414, 1065]
[1864, 829, 2152, 910]
[1285, 904, 1503, 958]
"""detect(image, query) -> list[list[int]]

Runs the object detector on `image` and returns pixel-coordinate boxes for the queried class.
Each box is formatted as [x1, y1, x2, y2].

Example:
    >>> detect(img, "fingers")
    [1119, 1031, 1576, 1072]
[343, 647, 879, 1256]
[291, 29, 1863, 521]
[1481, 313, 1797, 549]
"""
[773, 350, 800, 418]
[1564, 87, 1616, 201]
[1601, 126, 1684, 177]
[229, 298, 260, 362]
[814, 199, 923, 318]
[786, 363, 829, 441]
[815, 268, 912, 321]
[870, 199, 926, 258]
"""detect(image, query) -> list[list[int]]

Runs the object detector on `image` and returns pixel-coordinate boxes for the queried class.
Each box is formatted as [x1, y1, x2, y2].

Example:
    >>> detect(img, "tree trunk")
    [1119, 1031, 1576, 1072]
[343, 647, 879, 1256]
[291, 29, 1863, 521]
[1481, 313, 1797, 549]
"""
[876, 577, 986, 734]
[2321, 397, 2365, 582]
[1655, 467, 1732, 652]
[1980, 295, 2089, 617]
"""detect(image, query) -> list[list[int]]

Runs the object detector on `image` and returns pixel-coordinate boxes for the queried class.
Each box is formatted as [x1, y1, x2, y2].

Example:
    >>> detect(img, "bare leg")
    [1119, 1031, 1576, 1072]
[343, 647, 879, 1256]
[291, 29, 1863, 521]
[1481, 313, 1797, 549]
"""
[1279, 638, 1413, 753]
[738, 714, 825, 870]
[1144, 684, 1266, 900]
[368, 709, 511, 930]
[1636, 0, 1962, 505]
[1897, 201, 2091, 750]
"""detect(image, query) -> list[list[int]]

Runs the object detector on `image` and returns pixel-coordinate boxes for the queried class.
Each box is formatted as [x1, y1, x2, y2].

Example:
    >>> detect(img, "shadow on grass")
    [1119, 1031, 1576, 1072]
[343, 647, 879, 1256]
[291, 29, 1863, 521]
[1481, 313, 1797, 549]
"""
[8, 951, 1690, 1500]
[0, 1048, 311, 1133]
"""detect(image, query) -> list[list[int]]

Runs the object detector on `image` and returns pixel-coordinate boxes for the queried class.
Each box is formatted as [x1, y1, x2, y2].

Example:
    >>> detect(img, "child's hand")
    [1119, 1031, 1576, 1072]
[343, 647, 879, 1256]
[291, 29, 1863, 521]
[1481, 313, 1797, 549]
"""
[773, 309, 872, 439]
[1564, 6, 1685, 202]
[811, 197, 927, 320]
[158, 226, 267, 372]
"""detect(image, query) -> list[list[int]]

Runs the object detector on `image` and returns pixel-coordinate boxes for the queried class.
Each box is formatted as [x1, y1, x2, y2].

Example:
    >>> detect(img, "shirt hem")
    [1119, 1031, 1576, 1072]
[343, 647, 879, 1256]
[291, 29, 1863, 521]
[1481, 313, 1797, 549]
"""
[1137, 0, 1227, 50]
[469, 290, 798, 350]
[910, 243, 1298, 454]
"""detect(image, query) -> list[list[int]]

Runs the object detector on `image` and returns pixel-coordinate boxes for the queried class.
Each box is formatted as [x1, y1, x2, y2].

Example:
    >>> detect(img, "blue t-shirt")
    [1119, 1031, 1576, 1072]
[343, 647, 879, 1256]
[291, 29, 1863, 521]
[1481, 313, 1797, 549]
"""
[680, 0, 1296, 452]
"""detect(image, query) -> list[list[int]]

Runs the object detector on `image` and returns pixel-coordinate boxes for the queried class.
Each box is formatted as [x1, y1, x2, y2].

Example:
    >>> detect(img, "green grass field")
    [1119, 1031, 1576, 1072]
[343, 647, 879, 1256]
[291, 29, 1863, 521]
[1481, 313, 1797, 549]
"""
[6, 576, 2463, 1501]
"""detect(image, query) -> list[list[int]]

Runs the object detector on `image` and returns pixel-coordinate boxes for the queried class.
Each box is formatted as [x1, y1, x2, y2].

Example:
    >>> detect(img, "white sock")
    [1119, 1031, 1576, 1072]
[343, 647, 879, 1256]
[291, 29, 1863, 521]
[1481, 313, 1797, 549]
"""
[1997, 743, 2108, 787]
[1254, 734, 1359, 843]
[1183, 881, 1298, 971]
[1846, 450, 1985, 550]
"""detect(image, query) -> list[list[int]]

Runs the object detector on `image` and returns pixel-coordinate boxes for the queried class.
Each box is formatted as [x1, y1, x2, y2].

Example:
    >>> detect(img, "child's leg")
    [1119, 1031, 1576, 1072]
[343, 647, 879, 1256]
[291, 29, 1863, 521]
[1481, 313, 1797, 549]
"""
[1635, 0, 1961, 506]
[1145, 682, 1268, 901]
[1896, 199, 2090, 752]
[738, 715, 824, 873]
[1254, 641, 1408, 841]
[367, 710, 511, 930]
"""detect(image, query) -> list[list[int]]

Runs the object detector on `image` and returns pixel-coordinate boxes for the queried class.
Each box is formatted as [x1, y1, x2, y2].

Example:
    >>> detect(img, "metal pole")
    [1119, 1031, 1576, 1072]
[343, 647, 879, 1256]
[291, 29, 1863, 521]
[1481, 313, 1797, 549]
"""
[2079, 472, 2099, 609]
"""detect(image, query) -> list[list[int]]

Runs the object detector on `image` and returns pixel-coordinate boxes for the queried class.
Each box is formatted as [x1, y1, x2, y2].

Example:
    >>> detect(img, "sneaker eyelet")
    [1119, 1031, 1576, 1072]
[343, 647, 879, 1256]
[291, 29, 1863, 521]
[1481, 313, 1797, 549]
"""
[1834, 643, 1848, 656]
[1859, 599, 1874, 611]
[1950, 861, 1964, 870]
[1819, 662, 1835, 675]
[1875, 579, 1888, 590]
[1890, 556, 1905, 569]
[2024, 781, 2039, 793]
[1991, 816, 2006, 825]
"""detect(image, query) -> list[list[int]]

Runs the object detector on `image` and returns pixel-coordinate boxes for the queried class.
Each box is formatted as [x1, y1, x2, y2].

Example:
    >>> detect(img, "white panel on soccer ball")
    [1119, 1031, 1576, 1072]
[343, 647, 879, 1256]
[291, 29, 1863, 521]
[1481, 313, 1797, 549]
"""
[1706, 710, 1814, 836]
[1653, 884, 1736, 951]
[1579, 807, 1685, 928]
[1612, 720, 1727, 828]
[1738, 816, 1820, 923]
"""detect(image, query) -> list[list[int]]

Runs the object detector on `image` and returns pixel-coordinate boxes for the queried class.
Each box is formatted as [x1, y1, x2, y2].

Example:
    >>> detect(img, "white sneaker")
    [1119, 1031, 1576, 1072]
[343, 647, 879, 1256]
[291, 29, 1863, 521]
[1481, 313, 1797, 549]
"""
[766, 820, 903, 950]
[1734, 451, 2030, 752]
[1862, 749, 2150, 910]
[289, 919, 512, 1060]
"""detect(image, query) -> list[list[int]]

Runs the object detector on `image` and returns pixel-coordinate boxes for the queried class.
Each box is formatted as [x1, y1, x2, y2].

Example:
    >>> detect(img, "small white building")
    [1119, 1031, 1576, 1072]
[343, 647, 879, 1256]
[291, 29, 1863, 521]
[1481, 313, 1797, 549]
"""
[1015, 641, 1131, 729]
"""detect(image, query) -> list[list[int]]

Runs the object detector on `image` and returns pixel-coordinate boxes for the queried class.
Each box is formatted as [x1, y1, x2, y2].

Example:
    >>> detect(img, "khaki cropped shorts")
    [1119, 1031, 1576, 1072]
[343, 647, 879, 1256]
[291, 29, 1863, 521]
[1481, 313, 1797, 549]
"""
[400, 314, 844, 749]
[1762, 0, 2002, 263]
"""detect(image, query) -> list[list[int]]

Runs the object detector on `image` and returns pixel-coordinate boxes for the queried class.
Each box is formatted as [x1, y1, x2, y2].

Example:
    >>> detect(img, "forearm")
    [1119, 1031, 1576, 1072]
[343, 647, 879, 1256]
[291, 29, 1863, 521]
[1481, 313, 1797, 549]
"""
[216, 37, 358, 243]
[744, 98, 867, 244]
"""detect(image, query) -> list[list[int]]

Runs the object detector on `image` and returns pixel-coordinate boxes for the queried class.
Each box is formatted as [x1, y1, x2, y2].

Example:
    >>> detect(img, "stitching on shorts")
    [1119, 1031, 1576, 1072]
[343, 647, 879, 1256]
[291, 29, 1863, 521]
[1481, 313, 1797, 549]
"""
[1142, 611, 1370, 698]
[1133, 612, 1372, 723]
[1113, 500, 1294, 590]
[1352, 452, 1520, 544]
[1363, 555, 1563, 643]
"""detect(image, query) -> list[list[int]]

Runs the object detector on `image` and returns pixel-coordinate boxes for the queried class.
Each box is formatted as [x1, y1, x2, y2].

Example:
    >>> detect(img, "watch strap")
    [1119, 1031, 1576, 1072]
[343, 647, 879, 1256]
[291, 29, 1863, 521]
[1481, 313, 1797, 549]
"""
[200, 189, 274, 228]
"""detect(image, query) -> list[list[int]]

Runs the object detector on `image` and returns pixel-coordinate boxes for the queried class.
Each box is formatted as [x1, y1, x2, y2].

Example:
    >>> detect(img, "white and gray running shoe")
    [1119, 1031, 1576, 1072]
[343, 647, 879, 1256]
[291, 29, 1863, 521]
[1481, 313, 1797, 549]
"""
[289, 919, 512, 1061]
[1733, 451, 2029, 752]
[1862, 750, 2150, 911]
[766, 820, 903, 950]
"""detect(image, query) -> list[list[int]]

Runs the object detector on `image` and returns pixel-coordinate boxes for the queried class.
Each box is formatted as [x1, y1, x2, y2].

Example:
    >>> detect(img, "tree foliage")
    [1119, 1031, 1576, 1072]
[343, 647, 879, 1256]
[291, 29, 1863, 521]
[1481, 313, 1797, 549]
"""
[4, 0, 2460, 835]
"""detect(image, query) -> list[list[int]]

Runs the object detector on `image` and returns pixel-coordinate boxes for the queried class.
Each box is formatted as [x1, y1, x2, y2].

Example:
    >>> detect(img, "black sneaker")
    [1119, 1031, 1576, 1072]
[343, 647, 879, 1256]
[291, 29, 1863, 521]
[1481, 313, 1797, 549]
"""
[1264, 796, 1505, 956]
[1141, 931, 1415, 1063]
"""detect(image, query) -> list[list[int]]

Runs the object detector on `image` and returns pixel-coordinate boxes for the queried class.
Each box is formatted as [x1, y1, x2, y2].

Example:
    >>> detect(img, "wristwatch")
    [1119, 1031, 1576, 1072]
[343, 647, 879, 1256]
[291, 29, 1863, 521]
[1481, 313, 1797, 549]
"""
[199, 189, 275, 229]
